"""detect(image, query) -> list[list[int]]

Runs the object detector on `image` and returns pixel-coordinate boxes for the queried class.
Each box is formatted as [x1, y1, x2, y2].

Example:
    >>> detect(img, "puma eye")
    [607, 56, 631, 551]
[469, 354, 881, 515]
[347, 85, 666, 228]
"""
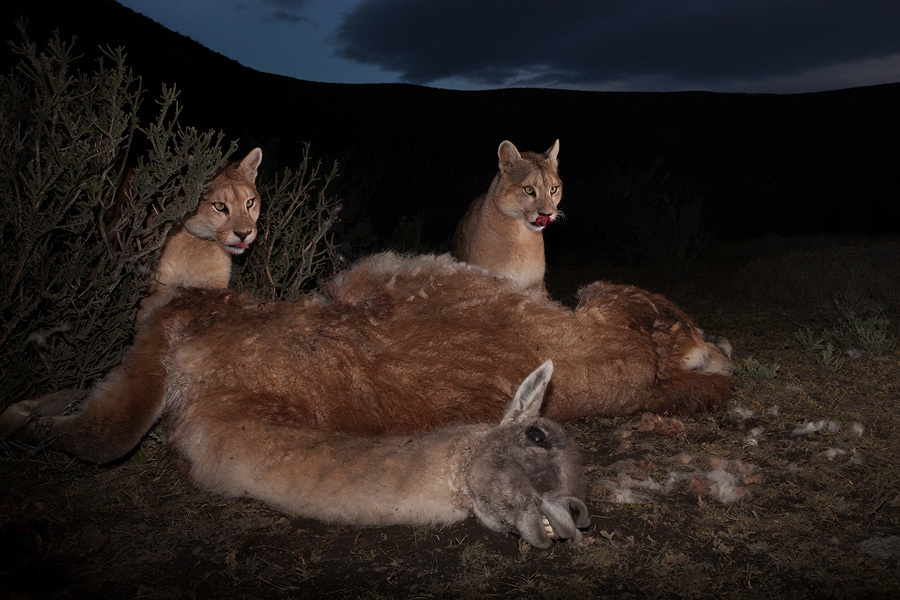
[525, 426, 550, 448]
[246, 197, 255, 209]
[523, 186, 535, 196]
[212, 202, 227, 212]
[550, 186, 558, 194]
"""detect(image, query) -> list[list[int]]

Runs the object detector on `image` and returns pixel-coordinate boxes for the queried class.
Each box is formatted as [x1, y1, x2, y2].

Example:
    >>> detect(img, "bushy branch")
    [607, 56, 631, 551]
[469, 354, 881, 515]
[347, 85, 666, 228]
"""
[0, 27, 232, 401]
[0, 27, 344, 405]
[235, 143, 342, 301]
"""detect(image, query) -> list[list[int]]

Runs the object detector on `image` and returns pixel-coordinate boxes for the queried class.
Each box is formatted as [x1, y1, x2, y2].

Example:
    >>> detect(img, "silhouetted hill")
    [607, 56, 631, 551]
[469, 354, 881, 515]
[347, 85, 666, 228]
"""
[3, 0, 899, 258]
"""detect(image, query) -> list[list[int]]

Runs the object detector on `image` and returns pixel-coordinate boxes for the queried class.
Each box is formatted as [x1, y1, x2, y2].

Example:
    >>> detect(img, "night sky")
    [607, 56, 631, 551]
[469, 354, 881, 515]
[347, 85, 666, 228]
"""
[117, 0, 900, 93]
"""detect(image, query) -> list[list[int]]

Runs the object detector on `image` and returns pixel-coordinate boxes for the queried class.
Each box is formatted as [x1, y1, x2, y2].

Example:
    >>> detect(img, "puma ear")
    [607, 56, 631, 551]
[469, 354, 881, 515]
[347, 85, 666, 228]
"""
[240, 147, 263, 182]
[543, 139, 560, 167]
[497, 140, 521, 172]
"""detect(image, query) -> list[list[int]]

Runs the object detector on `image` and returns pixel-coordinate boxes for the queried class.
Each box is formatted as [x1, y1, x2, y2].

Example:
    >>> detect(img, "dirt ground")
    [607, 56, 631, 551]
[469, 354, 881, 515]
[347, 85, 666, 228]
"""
[2, 234, 899, 599]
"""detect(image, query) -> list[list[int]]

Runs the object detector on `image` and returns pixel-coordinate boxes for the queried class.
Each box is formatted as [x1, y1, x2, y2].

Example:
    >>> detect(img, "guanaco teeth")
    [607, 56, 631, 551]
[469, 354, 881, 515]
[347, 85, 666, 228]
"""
[541, 515, 555, 538]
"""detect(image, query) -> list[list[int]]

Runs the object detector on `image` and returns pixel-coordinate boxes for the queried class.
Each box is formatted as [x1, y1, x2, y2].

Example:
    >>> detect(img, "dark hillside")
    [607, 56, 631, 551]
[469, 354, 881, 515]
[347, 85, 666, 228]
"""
[3, 0, 899, 256]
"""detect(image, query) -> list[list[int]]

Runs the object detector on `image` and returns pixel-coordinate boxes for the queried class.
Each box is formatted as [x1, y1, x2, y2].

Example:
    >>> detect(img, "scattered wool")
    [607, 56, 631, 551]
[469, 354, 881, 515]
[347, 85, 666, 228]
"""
[634, 412, 684, 437]
[792, 419, 840, 436]
[706, 469, 747, 503]
[605, 457, 758, 505]
[767, 404, 781, 417]
[613, 488, 652, 504]
[670, 452, 695, 465]
[859, 536, 900, 560]
[850, 422, 865, 436]
[730, 407, 755, 421]
[663, 471, 696, 492]
[616, 440, 633, 453]
[744, 427, 765, 446]
[818, 447, 863, 464]
[733, 460, 759, 484]
[599, 480, 654, 505]
[619, 475, 664, 493]
[687, 475, 710, 496]
[26, 323, 71, 347]
[707, 456, 731, 470]
[822, 448, 848, 461]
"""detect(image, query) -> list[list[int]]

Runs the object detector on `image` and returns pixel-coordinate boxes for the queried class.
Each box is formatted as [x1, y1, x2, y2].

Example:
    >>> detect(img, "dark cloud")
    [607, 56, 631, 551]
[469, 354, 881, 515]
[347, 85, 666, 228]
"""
[260, 0, 313, 8]
[334, 0, 900, 90]
[265, 10, 314, 25]
[261, 0, 315, 25]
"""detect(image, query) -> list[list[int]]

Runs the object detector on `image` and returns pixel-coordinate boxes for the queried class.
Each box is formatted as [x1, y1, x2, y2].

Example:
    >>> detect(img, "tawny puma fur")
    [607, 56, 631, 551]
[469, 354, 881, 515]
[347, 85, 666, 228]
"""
[138, 148, 263, 322]
[0, 252, 732, 468]
[452, 140, 562, 290]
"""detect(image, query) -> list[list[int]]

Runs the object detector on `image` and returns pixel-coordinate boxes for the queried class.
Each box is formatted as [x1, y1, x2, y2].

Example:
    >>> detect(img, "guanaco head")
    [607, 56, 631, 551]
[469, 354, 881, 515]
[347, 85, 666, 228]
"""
[465, 360, 590, 548]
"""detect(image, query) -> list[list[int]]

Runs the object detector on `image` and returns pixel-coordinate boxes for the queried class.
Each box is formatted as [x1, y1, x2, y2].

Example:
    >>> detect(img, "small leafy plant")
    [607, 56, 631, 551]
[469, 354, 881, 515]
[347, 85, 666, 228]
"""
[817, 343, 845, 372]
[732, 357, 780, 381]
[827, 310, 896, 358]
[794, 327, 824, 352]
[799, 300, 897, 365]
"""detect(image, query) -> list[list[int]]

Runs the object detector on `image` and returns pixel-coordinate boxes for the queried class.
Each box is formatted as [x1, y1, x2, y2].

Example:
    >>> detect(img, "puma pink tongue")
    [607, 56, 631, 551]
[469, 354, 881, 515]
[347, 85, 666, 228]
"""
[236, 242, 250, 249]
[534, 215, 552, 227]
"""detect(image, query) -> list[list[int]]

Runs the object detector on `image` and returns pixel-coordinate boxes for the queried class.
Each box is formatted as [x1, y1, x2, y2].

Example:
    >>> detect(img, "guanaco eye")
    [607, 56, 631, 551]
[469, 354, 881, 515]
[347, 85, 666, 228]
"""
[523, 186, 535, 195]
[246, 197, 255, 209]
[550, 186, 559, 194]
[212, 202, 227, 212]
[525, 426, 549, 448]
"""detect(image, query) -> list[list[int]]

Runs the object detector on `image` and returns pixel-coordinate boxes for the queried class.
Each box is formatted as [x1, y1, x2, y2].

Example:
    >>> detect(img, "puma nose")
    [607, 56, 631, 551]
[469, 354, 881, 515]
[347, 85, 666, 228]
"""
[234, 230, 251, 241]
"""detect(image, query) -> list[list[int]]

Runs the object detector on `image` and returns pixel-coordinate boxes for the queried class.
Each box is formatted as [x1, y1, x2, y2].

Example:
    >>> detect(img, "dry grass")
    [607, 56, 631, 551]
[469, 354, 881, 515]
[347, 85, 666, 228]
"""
[2, 234, 899, 599]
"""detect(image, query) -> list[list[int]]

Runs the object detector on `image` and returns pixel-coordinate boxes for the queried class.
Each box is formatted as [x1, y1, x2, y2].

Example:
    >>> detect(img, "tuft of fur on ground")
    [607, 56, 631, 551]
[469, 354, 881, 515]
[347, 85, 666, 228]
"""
[2, 234, 899, 599]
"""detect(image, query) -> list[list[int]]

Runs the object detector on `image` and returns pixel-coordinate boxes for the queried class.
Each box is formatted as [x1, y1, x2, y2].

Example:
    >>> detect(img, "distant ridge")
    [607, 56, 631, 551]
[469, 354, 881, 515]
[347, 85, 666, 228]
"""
[3, 0, 899, 247]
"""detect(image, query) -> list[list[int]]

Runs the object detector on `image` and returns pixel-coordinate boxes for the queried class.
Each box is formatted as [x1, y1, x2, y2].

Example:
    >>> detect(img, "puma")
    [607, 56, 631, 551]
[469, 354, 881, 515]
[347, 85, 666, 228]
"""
[452, 140, 562, 290]
[138, 148, 262, 322]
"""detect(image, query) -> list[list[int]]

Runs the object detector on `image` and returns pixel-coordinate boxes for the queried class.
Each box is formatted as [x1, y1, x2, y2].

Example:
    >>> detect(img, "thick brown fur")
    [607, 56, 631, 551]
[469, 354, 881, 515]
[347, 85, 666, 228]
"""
[137, 148, 263, 323]
[452, 140, 562, 290]
[2, 355, 590, 547]
[1, 252, 732, 464]
[166, 360, 590, 548]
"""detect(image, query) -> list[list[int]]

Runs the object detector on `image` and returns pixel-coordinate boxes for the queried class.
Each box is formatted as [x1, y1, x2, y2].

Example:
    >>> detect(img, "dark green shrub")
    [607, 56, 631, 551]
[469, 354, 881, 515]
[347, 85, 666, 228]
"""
[0, 28, 341, 403]
[235, 143, 342, 301]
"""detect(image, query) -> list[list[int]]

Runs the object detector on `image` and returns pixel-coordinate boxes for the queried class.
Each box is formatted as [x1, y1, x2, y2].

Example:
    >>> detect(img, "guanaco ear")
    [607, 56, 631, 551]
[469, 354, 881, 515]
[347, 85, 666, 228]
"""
[240, 147, 263, 182]
[501, 359, 554, 424]
[497, 140, 521, 172]
[543, 139, 560, 167]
